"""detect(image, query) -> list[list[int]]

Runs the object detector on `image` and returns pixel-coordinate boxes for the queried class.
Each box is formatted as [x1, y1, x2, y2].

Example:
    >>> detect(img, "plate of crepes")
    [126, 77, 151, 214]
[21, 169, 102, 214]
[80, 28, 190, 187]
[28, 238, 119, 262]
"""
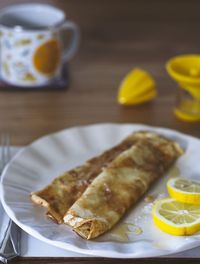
[1, 123, 200, 258]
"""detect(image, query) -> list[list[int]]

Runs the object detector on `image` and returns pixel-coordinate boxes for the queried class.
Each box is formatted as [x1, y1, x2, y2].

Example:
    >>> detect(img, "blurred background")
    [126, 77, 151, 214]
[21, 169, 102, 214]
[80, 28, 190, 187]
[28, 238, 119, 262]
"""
[0, 0, 199, 144]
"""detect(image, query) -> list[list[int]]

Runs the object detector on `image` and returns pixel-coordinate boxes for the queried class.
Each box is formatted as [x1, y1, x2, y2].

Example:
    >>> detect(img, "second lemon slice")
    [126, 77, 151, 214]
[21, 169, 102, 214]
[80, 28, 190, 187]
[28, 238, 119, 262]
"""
[167, 178, 200, 205]
[153, 198, 200, 235]
[118, 68, 157, 105]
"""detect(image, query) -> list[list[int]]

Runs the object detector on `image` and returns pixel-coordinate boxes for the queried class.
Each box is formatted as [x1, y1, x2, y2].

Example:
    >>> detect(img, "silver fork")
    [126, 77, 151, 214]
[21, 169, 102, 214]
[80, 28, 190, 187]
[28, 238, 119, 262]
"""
[0, 134, 20, 263]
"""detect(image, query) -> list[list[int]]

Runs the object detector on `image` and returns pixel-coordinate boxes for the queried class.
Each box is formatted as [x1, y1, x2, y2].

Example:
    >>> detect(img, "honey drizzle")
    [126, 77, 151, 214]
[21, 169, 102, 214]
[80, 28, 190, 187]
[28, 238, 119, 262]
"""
[110, 223, 142, 242]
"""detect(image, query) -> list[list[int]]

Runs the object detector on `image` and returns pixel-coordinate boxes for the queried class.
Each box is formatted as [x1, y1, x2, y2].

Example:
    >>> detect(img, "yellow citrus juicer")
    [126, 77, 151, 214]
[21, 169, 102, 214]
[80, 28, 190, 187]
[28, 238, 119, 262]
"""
[118, 68, 157, 105]
[166, 54, 200, 122]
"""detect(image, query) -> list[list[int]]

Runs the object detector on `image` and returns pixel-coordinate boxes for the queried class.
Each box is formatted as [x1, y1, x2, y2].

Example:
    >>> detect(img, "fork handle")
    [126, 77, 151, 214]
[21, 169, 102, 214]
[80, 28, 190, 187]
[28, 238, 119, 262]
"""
[0, 218, 20, 263]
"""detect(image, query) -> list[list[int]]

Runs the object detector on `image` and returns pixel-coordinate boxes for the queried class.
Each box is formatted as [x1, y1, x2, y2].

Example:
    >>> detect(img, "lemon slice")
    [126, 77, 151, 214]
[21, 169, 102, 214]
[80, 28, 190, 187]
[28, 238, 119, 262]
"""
[118, 68, 157, 105]
[167, 178, 200, 205]
[153, 198, 200, 235]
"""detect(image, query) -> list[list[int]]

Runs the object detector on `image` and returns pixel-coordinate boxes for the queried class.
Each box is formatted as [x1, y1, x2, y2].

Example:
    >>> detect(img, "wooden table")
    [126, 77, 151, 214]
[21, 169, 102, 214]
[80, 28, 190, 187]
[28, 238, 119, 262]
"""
[0, 0, 199, 263]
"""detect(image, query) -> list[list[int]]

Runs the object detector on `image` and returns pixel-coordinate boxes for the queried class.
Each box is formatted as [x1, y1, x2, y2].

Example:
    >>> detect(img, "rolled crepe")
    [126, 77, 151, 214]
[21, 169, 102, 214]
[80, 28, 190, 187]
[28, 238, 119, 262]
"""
[31, 131, 150, 223]
[64, 133, 183, 239]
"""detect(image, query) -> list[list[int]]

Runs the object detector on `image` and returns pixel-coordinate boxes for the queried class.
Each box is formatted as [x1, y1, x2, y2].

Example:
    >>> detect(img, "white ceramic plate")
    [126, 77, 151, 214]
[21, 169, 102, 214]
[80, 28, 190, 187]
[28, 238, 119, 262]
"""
[1, 123, 200, 258]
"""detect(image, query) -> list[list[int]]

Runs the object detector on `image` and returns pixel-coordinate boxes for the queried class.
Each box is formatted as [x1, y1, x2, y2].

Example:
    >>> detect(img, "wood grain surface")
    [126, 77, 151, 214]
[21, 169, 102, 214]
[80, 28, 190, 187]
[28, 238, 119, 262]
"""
[0, 0, 199, 263]
[0, 0, 199, 146]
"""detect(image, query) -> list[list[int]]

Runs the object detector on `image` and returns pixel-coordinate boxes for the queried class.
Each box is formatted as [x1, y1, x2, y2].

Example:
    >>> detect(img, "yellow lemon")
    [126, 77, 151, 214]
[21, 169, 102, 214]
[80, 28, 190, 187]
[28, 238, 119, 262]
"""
[153, 198, 200, 235]
[167, 178, 200, 205]
[118, 68, 157, 105]
[33, 39, 60, 76]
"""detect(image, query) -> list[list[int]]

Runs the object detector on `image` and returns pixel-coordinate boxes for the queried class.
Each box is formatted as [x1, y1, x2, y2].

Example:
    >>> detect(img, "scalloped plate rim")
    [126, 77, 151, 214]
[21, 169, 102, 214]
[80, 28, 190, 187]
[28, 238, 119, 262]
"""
[1, 123, 200, 258]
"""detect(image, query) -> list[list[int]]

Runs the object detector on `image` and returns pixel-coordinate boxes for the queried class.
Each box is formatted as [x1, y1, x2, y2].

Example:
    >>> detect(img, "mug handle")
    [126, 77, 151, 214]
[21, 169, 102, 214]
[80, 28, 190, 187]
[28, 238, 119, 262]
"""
[60, 21, 80, 62]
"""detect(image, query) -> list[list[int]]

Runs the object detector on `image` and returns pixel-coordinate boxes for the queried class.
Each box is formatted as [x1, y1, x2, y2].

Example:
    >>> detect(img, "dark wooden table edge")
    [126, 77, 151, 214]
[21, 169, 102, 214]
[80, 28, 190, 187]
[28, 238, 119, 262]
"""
[14, 257, 200, 263]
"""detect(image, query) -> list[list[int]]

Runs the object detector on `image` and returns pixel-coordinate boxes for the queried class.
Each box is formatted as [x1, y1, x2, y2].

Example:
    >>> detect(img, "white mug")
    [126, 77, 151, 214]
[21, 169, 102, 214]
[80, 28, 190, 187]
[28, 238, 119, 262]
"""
[0, 4, 79, 87]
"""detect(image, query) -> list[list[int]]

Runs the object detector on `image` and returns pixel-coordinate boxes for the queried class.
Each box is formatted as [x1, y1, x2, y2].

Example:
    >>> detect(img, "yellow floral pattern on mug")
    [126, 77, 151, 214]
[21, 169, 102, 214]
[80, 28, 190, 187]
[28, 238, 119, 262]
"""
[0, 30, 62, 86]
[15, 39, 32, 46]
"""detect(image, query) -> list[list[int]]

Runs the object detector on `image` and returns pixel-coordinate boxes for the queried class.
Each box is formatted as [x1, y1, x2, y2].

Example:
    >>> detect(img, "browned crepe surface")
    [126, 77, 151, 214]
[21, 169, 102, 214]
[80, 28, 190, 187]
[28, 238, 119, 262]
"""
[31, 132, 149, 223]
[64, 133, 183, 239]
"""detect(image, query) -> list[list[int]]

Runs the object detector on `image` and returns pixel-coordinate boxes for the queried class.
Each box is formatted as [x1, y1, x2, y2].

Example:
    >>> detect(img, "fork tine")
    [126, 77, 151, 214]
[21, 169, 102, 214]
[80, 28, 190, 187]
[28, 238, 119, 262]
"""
[0, 133, 20, 261]
[1, 134, 10, 172]
[1, 134, 6, 170]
